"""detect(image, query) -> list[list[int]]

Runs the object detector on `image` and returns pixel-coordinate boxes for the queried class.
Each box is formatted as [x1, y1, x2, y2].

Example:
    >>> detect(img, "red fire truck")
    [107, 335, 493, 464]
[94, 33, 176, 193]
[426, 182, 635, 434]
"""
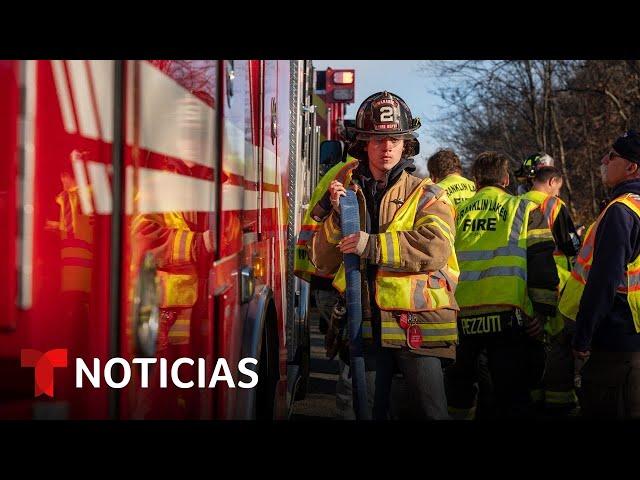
[0, 60, 332, 419]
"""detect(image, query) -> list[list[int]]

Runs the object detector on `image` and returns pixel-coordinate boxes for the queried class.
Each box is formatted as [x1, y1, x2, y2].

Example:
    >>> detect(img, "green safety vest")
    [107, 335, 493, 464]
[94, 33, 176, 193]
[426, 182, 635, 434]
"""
[558, 193, 640, 333]
[455, 186, 540, 317]
[437, 173, 476, 207]
[293, 157, 358, 282]
[520, 190, 572, 336]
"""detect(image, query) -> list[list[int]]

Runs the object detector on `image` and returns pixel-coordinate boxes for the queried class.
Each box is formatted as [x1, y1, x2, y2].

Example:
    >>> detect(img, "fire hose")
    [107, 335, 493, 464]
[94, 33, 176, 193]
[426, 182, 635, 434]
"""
[339, 189, 371, 420]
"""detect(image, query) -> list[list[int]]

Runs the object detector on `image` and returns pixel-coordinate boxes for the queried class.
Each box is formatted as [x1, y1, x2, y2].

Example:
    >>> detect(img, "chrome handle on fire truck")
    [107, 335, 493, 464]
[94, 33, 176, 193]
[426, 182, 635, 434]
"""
[240, 266, 255, 304]
[17, 60, 36, 311]
[133, 252, 160, 357]
[271, 97, 277, 145]
[226, 60, 235, 108]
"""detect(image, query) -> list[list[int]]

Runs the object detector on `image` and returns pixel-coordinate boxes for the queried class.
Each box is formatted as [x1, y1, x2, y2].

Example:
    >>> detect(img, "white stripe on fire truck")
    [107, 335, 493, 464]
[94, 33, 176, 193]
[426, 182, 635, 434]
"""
[130, 167, 217, 215]
[243, 142, 259, 182]
[262, 191, 276, 209]
[66, 60, 100, 140]
[244, 189, 259, 211]
[221, 183, 244, 211]
[126, 60, 134, 146]
[125, 165, 134, 214]
[137, 61, 215, 169]
[18, 60, 37, 309]
[223, 120, 246, 177]
[262, 148, 277, 185]
[51, 60, 78, 134]
[86, 161, 112, 214]
[88, 60, 114, 143]
[71, 153, 94, 215]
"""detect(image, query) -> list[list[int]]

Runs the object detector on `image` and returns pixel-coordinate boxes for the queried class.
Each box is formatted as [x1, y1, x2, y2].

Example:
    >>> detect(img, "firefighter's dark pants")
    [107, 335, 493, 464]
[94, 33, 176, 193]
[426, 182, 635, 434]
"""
[368, 347, 450, 420]
[446, 321, 546, 419]
[580, 351, 640, 418]
[541, 322, 578, 414]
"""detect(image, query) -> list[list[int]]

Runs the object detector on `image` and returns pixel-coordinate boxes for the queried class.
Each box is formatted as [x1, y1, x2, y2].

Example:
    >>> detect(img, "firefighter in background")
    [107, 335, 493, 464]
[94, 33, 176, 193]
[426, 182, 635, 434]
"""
[309, 91, 459, 419]
[516, 154, 582, 415]
[514, 152, 554, 195]
[426, 148, 500, 417]
[427, 148, 476, 205]
[559, 130, 640, 418]
[446, 151, 559, 419]
[130, 157, 216, 419]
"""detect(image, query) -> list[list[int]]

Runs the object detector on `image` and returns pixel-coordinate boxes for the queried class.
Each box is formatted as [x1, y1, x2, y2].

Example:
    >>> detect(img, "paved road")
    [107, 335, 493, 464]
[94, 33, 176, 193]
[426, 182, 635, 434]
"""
[290, 307, 340, 420]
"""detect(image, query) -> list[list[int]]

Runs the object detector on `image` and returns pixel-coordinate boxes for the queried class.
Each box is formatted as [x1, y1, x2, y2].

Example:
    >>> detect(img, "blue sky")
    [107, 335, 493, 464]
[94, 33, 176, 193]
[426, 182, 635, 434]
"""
[313, 60, 453, 175]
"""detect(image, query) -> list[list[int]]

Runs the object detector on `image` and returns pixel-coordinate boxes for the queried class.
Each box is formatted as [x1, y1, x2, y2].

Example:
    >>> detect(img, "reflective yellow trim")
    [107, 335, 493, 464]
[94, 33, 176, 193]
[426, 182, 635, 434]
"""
[323, 216, 341, 244]
[380, 232, 389, 264]
[382, 333, 458, 341]
[448, 405, 476, 420]
[172, 230, 183, 262]
[381, 321, 456, 329]
[527, 228, 554, 246]
[415, 214, 454, 245]
[391, 232, 401, 268]
[184, 231, 194, 262]
[544, 390, 578, 405]
[528, 287, 558, 306]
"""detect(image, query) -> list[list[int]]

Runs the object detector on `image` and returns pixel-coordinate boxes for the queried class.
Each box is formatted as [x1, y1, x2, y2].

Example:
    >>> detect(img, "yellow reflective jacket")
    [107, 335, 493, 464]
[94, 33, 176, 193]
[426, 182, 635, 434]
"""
[455, 186, 558, 318]
[521, 189, 573, 335]
[437, 173, 476, 207]
[131, 211, 207, 345]
[558, 193, 640, 333]
[309, 169, 459, 356]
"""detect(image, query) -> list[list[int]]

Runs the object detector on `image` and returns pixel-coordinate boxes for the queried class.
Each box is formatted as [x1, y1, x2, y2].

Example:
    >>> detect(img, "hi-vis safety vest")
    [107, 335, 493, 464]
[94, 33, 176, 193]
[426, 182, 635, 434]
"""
[521, 190, 572, 336]
[558, 193, 640, 333]
[455, 186, 542, 318]
[331, 178, 460, 345]
[437, 173, 476, 207]
[294, 157, 359, 282]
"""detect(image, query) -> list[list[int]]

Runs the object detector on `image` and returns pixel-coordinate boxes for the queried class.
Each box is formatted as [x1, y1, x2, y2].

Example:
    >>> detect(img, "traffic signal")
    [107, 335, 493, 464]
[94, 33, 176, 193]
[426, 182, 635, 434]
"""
[326, 68, 355, 104]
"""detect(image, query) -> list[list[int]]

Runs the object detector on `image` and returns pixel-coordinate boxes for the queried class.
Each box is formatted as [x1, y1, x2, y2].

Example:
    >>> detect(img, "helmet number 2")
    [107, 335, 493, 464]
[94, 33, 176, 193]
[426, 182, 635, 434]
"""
[379, 106, 394, 122]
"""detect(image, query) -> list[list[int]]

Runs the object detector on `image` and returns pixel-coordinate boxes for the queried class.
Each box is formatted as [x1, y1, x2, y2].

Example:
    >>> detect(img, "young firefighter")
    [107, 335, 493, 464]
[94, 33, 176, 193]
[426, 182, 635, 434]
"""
[308, 91, 459, 419]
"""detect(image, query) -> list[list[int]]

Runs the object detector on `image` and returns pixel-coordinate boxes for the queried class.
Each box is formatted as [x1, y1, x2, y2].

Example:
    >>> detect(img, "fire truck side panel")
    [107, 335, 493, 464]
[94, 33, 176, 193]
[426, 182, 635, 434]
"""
[0, 60, 30, 417]
[0, 61, 115, 419]
[0, 59, 314, 420]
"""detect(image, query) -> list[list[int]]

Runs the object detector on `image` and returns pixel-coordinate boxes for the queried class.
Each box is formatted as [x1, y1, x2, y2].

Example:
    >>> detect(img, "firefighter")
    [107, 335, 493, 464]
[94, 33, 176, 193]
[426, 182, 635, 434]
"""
[427, 148, 476, 206]
[446, 151, 559, 419]
[516, 154, 582, 415]
[309, 91, 459, 420]
[514, 152, 554, 195]
[559, 130, 640, 418]
[130, 158, 215, 419]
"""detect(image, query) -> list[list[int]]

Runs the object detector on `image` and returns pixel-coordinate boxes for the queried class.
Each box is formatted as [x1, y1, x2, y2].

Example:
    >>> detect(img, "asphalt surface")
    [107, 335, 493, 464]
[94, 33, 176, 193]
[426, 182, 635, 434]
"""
[290, 307, 340, 420]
